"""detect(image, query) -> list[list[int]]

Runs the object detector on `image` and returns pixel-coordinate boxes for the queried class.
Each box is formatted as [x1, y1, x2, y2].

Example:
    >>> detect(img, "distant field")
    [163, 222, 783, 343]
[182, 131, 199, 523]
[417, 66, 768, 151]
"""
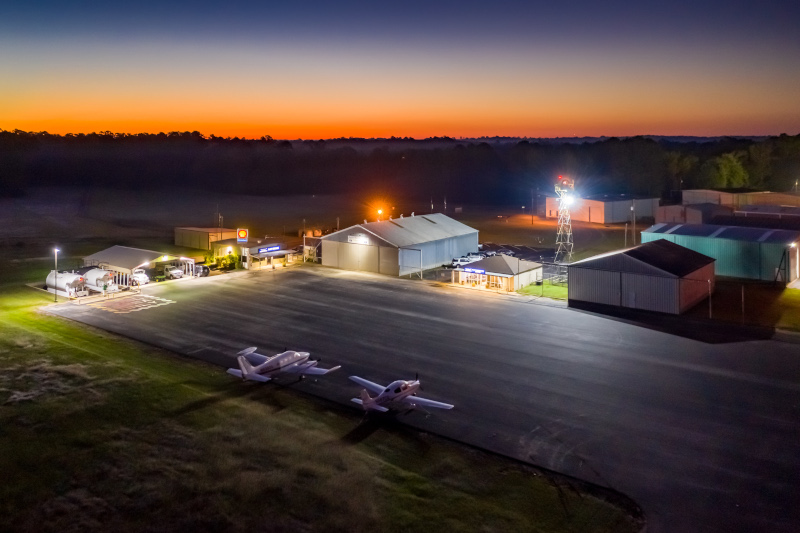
[1, 188, 629, 262]
[0, 263, 642, 532]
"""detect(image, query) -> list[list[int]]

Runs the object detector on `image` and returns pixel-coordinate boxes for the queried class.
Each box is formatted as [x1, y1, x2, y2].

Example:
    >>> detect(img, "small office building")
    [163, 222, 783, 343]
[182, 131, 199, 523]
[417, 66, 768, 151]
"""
[321, 213, 478, 276]
[82, 246, 195, 286]
[453, 255, 542, 292]
[210, 238, 293, 269]
[546, 195, 659, 224]
[568, 240, 716, 314]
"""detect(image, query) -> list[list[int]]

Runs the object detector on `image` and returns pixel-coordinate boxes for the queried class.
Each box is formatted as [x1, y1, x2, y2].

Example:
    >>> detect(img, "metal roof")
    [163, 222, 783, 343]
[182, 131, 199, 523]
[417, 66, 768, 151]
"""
[583, 194, 658, 202]
[571, 240, 714, 278]
[322, 213, 477, 248]
[643, 223, 800, 244]
[83, 246, 177, 272]
[462, 255, 541, 276]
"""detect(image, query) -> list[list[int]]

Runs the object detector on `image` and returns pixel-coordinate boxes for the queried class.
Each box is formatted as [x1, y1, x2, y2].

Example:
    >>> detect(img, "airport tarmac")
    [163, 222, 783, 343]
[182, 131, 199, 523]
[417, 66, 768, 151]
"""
[47, 266, 800, 533]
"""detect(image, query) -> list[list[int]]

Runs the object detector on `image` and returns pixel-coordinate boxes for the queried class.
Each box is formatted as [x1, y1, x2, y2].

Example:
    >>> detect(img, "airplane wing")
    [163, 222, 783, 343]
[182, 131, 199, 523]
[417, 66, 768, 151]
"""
[403, 396, 454, 410]
[298, 365, 341, 376]
[348, 376, 385, 394]
[351, 397, 389, 412]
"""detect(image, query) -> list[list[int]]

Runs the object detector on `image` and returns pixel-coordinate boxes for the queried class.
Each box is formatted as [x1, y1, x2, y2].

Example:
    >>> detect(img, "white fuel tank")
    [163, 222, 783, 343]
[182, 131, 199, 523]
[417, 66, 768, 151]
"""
[81, 268, 119, 292]
[46, 271, 86, 295]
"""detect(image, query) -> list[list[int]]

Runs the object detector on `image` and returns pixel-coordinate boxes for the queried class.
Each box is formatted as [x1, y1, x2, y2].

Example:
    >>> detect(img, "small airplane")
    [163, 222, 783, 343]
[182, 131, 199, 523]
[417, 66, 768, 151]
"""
[349, 374, 454, 413]
[227, 347, 341, 383]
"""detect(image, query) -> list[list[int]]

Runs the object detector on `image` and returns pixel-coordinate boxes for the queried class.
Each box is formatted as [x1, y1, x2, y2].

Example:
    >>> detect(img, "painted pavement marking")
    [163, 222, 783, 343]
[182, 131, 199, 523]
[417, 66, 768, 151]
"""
[87, 295, 175, 314]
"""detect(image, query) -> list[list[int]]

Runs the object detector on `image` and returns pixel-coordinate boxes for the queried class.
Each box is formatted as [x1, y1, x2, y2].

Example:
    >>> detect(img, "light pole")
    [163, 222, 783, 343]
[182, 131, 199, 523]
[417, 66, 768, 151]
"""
[54, 248, 60, 302]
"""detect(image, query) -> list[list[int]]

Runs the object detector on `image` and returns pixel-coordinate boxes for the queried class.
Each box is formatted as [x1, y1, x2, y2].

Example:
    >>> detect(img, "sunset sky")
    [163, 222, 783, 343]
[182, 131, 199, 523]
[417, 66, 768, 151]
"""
[2, 0, 799, 138]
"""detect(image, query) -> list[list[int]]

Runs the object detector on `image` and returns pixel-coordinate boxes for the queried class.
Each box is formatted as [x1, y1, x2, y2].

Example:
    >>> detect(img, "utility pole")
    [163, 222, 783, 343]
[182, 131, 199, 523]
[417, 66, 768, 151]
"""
[54, 248, 59, 302]
[531, 188, 534, 224]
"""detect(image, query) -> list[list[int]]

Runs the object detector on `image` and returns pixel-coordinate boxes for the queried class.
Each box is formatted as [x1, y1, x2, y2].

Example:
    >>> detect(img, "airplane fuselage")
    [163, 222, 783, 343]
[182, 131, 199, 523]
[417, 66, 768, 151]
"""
[372, 379, 420, 406]
[249, 350, 313, 376]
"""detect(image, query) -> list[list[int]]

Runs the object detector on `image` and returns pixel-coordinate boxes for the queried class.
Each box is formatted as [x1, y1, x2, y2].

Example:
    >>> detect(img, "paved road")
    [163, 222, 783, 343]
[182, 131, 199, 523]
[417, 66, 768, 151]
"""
[47, 267, 800, 532]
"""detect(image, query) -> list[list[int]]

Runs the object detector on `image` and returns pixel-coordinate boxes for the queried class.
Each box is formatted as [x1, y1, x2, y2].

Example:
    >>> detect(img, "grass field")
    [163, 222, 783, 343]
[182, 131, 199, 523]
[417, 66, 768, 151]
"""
[0, 260, 642, 532]
[518, 281, 569, 300]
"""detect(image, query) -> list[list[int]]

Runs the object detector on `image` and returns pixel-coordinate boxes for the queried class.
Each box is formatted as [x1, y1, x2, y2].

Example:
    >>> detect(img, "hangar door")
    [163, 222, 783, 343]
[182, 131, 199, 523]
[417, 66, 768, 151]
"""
[323, 240, 398, 274]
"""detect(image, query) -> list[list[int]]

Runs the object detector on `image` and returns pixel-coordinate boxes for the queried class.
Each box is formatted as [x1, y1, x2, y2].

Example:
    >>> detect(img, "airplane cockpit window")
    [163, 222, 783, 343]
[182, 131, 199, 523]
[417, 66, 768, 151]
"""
[385, 388, 392, 393]
[394, 387, 402, 393]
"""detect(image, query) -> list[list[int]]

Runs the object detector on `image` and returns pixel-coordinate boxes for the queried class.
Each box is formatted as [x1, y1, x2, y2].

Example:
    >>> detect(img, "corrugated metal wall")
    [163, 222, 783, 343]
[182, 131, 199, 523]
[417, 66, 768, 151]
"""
[679, 262, 714, 312]
[568, 268, 621, 306]
[568, 267, 692, 314]
[398, 233, 477, 276]
[641, 233, 789, 281]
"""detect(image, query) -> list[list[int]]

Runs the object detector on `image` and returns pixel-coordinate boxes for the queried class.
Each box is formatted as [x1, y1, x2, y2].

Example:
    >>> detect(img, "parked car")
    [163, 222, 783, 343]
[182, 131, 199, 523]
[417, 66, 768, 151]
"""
[497, 249, 516, 257]
[484, 250, 497, 257]
[130, 268, 150, 286]
[163, 265, 184, 279]
[452, 257, 474, 267]
[466, 252, 485, 260]
[194, 265, 210, 277]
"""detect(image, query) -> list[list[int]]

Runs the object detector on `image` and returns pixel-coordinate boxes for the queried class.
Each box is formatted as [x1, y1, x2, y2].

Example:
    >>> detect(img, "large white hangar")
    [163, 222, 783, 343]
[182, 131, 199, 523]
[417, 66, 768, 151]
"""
[320, 213, 478, 276]
[568, 239, 715, 315]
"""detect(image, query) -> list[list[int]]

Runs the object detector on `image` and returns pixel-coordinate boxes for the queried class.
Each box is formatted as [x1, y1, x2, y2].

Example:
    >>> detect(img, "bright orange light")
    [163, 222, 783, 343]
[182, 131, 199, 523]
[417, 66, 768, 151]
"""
[378, 209, 383, 215]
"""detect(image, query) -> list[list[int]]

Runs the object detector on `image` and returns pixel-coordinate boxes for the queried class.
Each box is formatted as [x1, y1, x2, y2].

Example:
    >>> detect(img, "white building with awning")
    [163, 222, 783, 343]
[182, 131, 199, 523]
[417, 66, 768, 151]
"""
[82, 245, 195, 286]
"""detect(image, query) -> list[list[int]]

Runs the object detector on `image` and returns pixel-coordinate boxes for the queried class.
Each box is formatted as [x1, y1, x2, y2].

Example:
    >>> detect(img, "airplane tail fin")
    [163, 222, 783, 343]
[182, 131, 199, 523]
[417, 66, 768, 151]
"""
[236, 355, 270, 382]
[360, 389, 373, 405]
[350, 389, 389, 412]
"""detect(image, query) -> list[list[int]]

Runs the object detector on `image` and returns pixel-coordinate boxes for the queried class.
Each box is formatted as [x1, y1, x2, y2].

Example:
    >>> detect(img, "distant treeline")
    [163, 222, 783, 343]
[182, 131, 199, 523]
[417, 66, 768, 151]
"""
[1, 129, 799, 203]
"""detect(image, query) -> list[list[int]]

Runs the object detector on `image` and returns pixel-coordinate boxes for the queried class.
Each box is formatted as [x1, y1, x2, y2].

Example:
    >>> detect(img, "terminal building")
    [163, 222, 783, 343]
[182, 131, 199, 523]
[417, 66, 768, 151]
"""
[320, 213, 478, 276]
[453, 255, 542, 292]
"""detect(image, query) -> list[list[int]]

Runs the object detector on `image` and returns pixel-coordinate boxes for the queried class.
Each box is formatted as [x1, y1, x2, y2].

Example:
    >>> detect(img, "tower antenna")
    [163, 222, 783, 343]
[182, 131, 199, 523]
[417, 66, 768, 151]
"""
[554, 175, 574, 264]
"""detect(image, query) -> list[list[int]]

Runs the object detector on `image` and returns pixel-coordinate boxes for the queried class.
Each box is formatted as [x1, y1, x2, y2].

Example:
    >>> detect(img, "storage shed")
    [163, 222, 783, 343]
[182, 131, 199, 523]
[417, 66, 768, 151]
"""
[568, 240, 715, 314]
[546, 195, 659, 224]
[656, 203, 733, 224]
[681, 189, 770, 208]
[641, 223, 800, 283]
[453, 255, 542, 292]
[175, 227, 238, 250]
[321, 213, 478, 276]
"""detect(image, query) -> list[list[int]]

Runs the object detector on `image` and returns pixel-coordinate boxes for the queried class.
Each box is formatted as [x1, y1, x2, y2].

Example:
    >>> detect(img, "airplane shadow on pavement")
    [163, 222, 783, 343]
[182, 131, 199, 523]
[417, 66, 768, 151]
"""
[568, 301, 776, 344]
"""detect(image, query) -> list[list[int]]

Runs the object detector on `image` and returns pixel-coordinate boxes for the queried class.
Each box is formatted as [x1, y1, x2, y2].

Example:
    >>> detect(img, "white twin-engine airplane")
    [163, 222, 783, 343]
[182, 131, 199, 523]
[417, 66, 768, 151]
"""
[349, 375, 455, 412]
[227, 347, 341, 383]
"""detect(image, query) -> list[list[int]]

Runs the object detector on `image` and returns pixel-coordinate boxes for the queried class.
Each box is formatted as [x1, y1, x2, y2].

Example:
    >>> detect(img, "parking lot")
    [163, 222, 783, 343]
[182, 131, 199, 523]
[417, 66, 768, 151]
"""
[46, 265, 800, 533]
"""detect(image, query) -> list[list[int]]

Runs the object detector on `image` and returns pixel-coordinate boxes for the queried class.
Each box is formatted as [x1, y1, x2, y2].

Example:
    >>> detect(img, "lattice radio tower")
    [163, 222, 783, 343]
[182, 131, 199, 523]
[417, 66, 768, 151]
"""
[554, 175, 574, 264]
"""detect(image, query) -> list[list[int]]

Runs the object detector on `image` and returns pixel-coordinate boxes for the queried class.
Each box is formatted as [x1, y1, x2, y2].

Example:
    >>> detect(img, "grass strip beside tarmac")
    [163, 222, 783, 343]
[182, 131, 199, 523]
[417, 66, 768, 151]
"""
[0, 282, 641, 533]
[518, 280, 569, 300]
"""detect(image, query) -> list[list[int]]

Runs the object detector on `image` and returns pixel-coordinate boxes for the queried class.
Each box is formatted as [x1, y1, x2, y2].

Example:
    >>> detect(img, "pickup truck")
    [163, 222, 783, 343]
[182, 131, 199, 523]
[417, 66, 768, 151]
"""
[161, 265, 184, 280]
[130, 268, 150, 286]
